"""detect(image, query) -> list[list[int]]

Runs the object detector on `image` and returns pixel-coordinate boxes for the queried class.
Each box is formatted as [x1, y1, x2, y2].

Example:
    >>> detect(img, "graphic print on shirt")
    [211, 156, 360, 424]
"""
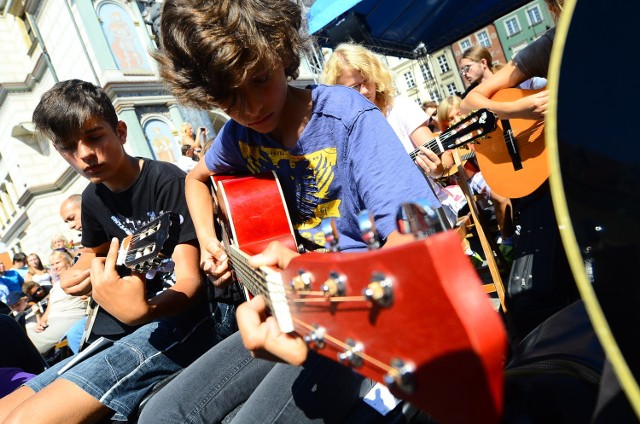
[109, 211, 161, 235]
[238, 141, 340, 248]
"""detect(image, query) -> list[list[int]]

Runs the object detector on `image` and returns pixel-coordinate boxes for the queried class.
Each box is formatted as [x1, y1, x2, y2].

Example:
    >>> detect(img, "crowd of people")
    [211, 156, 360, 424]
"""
[0, 0, 628, 422]
[0, 195, 89, 360]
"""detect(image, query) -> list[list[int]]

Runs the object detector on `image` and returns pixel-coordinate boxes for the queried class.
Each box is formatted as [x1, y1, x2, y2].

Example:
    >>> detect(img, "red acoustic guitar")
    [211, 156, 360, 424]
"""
[474, 88, 548, 198]
[212, 172, 507, 424]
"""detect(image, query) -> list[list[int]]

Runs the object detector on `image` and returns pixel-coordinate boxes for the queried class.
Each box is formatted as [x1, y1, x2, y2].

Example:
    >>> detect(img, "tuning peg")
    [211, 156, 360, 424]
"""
[357, 210, 380, 250]
[320, 218, 340, 252]
[396, 199, 442, 237]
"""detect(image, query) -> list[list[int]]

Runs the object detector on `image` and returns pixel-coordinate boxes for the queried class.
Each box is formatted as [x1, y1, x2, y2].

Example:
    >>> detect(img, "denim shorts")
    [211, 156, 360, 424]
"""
[26, 302, 237, 421]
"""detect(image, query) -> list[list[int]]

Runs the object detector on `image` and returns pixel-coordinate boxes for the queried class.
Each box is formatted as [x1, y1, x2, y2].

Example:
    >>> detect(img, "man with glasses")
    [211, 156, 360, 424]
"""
[459, 46, 496, 99]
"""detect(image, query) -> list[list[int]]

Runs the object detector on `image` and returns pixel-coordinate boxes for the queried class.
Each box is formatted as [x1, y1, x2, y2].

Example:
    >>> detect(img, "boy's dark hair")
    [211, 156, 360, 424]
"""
[154, 0, 309, 110]
[12, 252, 27, 264]
[32, 79, 119, 148]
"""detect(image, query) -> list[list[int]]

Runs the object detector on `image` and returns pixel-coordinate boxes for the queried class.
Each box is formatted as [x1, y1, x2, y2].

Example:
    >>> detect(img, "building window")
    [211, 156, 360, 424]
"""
[526, 5, 543, 26]
[420, 63, 433, 81]
[429, 90, 441, 103]
[476, 31, 491, 48]
[446, 83, 457, 96]
[20, 17, 39, 56]
[403, 71, 416, 89]
[414, 97, 421, 106]
[459, 39, 472, 51]
[504, 17, 521, 36]
[436, 55, 450, 73]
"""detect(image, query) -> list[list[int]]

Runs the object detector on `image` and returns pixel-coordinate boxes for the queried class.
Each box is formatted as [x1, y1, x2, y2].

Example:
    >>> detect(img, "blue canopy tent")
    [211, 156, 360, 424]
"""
[307, 0, 532, 58]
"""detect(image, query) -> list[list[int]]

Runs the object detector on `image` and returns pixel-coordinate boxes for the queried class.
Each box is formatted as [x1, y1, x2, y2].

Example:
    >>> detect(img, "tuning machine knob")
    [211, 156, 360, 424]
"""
[396, 199, 442, 237]
[363, 272, 393, 307]
[357, 210, 380, 249]
[290, 270, 313, 292]
[383, 358, 416, 394]
[303, 325, 326, 350]
[321, 271, 346, 297]
[320, 218, 340, 252]
[337, 339, 364, 368]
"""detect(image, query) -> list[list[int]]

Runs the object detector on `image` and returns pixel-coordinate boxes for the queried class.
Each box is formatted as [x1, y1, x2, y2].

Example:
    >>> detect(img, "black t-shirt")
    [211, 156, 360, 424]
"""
[82, 158, 194, 248]
[513, 27, 555, 80]
[81, 159, 197, 337]
[461, 81, 479, 99]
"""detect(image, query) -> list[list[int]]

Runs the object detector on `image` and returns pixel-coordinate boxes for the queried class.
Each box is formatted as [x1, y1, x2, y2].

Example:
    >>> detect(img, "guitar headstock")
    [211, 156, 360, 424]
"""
[440, 108, 498, 151]
[276, 214, 506, 424]
[119, 211, 181, 274]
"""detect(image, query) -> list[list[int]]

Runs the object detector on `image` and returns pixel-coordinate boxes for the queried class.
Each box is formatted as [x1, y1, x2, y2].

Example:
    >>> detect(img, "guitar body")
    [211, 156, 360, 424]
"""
[475, 88, 548, 198]
[213, 172, 297, 256]
[280, 231, 506, 424]
[214, 173, 506, 422]
[548, 0, 640, 419]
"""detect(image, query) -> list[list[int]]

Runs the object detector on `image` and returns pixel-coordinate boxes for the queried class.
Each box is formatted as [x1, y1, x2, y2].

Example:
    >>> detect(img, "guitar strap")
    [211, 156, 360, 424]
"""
[499, 119, 523, 170]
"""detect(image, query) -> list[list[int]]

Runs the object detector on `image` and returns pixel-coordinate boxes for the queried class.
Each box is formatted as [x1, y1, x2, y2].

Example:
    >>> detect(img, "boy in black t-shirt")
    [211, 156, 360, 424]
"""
[0, 79, 235, 423]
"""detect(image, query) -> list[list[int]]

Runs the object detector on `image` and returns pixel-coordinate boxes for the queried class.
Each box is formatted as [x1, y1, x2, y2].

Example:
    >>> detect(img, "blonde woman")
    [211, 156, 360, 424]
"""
[26, 249, 87, 354]
[180, 121, 196, 147]
[24, 253, 52, 287]
[321, 42, 462, 225]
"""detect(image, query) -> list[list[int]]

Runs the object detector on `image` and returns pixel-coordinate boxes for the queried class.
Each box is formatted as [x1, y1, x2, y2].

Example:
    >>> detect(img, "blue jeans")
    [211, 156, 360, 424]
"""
[138, 331, 403, 423]
[27, 301, 236, 421]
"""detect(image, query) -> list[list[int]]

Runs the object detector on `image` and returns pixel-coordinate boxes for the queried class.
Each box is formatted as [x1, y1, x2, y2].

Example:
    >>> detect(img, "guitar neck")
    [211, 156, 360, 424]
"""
[409, 135, 446, 160]
[227, 245, 294, 333]
[408, 109, 495, 162]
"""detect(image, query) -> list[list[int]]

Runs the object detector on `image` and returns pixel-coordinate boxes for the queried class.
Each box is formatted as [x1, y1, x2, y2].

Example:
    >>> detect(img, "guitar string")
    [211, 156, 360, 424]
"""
[226, 247, 406, 376]
[409, 115, 481, 160]
[292, 317, 397, 374]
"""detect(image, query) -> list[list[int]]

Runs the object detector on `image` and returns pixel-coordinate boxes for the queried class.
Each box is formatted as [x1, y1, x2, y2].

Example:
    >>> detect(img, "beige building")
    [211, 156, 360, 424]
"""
[0, 0, 321, 263]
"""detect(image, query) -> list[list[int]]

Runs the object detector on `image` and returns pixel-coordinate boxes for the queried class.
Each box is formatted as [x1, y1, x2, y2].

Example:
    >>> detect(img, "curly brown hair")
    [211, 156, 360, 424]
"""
[153, 0, 310, 111]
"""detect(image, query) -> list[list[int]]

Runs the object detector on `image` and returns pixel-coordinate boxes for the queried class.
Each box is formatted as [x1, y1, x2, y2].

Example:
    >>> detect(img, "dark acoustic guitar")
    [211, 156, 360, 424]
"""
[548, 0, 640, 419]
[80, 212, 181, 349]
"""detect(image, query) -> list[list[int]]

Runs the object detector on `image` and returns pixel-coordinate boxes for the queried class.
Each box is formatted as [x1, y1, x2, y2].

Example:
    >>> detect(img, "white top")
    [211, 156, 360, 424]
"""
[176, 155, 198, 173]
[31, 271, 53, 287]
[46, 282, 87, 320]
[385, 96, 428, 153]
[385, 96, 464, 226]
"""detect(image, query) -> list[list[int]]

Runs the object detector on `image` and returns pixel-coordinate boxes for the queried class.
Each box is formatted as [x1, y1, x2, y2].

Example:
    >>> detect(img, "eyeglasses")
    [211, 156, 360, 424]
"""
[348, 80, 369, 92]
[459, 64, 472, 75]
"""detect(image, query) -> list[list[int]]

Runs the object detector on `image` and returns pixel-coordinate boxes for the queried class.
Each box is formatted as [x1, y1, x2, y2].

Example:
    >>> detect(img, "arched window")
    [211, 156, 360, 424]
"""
[143, 118, 178, 163]
[97, 2, 152, 72]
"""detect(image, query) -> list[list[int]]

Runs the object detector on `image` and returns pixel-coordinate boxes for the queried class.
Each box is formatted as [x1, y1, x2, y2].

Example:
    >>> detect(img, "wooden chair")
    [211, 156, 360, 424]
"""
[451, 148, 508, 312]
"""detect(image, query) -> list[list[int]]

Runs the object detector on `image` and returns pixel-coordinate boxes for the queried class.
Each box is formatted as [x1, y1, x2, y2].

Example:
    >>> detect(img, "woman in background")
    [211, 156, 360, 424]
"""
[320, 42, 464, 226]
[26, 249, 87, 354]
[24, 253, 52, 288]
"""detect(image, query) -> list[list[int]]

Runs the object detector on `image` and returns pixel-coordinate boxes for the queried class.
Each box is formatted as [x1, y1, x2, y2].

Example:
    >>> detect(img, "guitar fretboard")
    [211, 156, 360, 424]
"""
[408, 109, 495, 161]
[227, 245, 294, 333]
